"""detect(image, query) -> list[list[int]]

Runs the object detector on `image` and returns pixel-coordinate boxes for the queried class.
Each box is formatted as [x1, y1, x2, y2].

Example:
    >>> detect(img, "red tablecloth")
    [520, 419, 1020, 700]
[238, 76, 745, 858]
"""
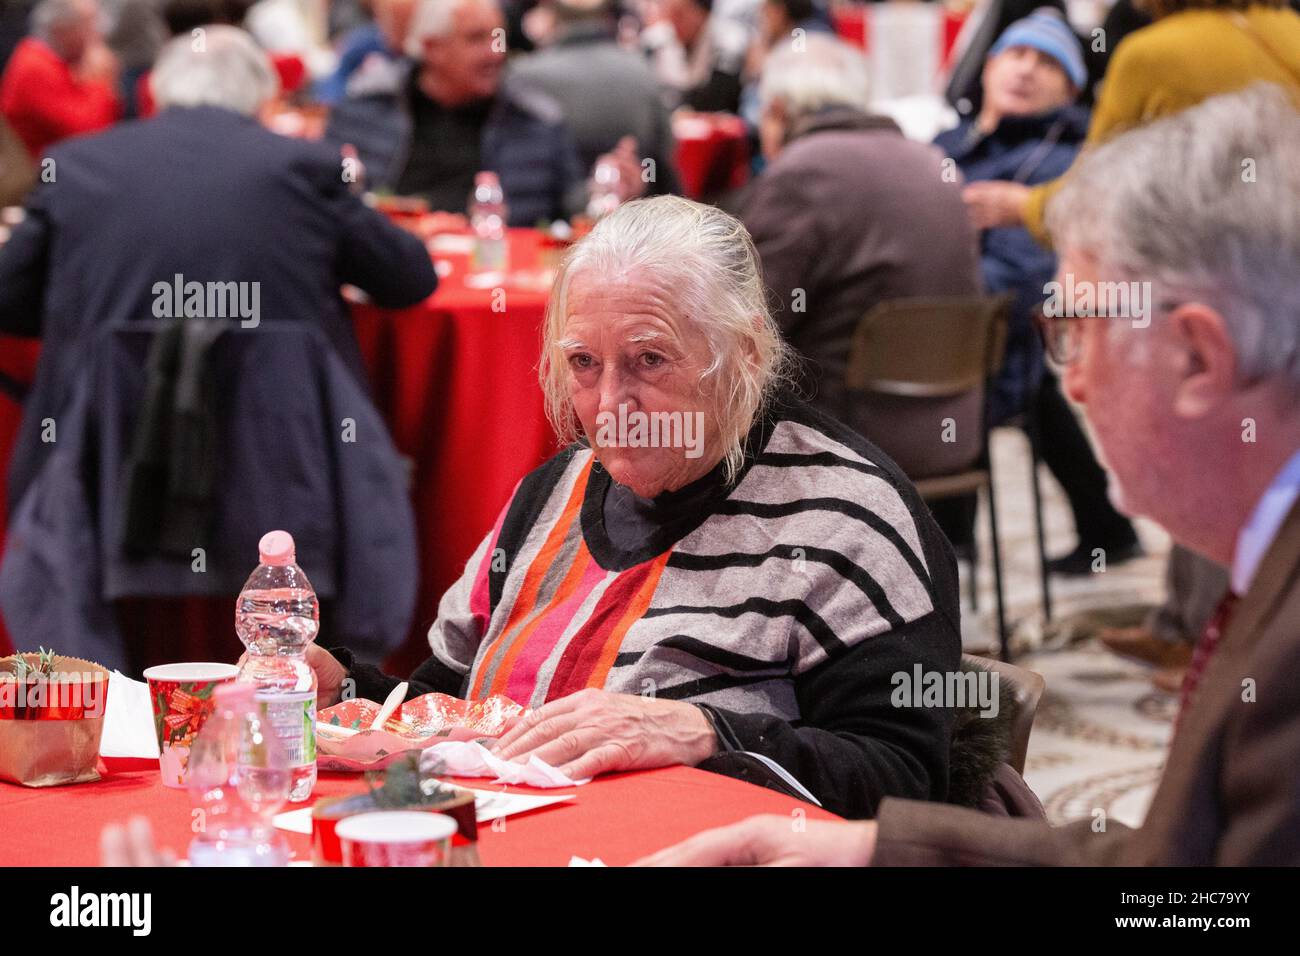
[0, 758, 839, 866]
[673, 113, 750, 201]
[355, 228, 558, 674]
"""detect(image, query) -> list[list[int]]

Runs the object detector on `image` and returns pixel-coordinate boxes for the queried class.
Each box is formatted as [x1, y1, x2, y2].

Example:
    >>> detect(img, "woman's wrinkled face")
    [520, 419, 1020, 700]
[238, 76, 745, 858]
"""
[561, 269, 722, 498]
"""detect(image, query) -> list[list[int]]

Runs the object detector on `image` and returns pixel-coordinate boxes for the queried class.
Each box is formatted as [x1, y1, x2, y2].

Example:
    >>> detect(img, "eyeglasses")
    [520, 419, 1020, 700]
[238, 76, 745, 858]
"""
[1033, 301, 1181, 366]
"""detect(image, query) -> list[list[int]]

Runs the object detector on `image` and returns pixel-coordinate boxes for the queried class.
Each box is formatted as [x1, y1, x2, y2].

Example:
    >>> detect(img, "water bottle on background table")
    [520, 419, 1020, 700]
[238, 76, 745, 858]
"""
[468, 170, 509, 275]
[236, 529, 319, 802]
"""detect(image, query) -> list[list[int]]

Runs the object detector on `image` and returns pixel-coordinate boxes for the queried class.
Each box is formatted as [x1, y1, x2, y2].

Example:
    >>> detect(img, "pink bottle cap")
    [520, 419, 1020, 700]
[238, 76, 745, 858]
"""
[258, 530, 296, 566]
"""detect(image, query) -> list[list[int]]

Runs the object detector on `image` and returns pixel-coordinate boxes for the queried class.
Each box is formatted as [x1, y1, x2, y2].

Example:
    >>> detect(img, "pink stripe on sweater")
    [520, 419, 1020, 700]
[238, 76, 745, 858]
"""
[503, 557, 608, 704]
[467, 486, 517, 635]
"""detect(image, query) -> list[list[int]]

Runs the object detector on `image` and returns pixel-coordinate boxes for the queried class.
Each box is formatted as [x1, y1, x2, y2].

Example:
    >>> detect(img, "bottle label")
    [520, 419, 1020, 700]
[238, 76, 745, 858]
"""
[256, 691, 316, 766]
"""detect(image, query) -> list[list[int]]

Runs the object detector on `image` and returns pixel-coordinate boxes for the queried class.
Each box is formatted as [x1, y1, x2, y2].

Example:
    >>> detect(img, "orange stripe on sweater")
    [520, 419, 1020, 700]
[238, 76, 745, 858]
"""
[469, 457, 592, 698]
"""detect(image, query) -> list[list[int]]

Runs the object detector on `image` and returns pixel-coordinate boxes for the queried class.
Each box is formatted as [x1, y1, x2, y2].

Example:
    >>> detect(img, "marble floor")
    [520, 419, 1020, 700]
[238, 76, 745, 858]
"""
[959, 424, 1174, 828]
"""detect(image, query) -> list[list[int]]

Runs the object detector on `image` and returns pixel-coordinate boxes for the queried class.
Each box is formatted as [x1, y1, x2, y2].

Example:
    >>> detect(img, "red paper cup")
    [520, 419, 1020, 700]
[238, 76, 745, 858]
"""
[335, 812, 457, 868]
[143, 662, 240, 788]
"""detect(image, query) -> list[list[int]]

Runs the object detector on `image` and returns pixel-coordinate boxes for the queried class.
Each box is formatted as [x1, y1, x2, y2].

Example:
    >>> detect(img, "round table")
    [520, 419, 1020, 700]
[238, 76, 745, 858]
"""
[0, 758, 841, 866]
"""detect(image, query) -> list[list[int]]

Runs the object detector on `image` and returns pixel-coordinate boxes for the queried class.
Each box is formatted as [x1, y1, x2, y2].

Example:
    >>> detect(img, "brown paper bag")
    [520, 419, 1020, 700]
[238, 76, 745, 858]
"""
[0, 653, 109, 787]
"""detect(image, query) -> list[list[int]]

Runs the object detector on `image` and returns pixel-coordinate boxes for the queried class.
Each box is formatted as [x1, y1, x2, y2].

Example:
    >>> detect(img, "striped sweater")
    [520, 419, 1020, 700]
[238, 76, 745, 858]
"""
[342, 396, 962, 817]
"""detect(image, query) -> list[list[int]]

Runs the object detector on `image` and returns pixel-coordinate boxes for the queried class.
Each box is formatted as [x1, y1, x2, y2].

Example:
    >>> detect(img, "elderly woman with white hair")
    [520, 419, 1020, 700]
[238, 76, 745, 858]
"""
[308, 195, 963, 818]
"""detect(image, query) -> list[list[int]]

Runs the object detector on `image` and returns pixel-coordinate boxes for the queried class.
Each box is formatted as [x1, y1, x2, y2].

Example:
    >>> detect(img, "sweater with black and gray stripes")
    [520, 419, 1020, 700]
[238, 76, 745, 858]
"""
[341, 395, 962, 818]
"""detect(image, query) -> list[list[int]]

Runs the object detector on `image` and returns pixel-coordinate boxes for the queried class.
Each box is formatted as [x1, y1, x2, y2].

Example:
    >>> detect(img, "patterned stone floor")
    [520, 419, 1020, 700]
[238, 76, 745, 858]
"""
[958, 425, 1174, 828]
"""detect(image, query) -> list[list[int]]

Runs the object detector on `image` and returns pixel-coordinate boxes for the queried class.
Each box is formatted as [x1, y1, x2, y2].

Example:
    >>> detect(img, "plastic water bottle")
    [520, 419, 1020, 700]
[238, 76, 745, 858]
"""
[468, 170, 509, 274]
[235, 530, 319, 802]
[187, 681, 291, 866]
[585, 157, 622, 221]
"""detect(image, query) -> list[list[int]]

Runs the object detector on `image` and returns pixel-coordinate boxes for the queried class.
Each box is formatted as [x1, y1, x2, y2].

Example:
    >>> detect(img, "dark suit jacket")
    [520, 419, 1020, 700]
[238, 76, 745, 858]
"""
[0, 104, 437, 514]
[873, 500, 1300, 865]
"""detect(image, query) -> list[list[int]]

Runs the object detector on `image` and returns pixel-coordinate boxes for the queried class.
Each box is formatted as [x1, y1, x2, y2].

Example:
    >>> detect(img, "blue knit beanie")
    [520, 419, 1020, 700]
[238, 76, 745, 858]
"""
[989, 8, 1087, 91]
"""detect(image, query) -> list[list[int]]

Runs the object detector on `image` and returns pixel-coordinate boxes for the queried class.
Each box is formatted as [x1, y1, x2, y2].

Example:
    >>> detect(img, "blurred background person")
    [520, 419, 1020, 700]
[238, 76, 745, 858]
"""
[641, 0, 749, 112]
[935, 8, 1140, 574]
[740, 35, 982, 484]
[509, 0, 680, 194]
[315, 0, 417, 104]
[101, 0, 165, 117]
[327, 0, 639, 224]
[643, 82, 1300, 867]
[962, 0, 1300, 246]
[0, 26, 435, 672]
[0, 0, 121, 158]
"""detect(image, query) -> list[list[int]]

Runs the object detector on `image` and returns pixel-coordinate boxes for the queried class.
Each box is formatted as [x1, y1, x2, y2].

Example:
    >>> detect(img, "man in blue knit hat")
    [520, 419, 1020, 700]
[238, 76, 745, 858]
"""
[931, 6, 1143, 576]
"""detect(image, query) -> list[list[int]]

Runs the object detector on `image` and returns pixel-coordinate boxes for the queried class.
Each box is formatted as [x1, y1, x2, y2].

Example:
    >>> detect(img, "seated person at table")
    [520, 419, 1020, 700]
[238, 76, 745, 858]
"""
[643, 85, 1300, 866]
[304, 195, 963, 820]
[0, 0, 121, 159]
[641, 0, 748, 114]
[325, 0, 643, 225]
[0, 26, 436, 671]
[739, 36, 982, 482]
[507, 0, 680, 195]
[933, 9, 1140, 572]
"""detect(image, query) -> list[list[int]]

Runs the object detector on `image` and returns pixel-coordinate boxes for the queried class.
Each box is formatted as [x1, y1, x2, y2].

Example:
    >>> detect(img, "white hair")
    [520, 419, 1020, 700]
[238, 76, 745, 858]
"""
[31, 0, 94, 47]
[759, 34, 871, 120]
[540, 196, 795, 483]
[1047, 83, 1300, 390]
[404, 0, 499, 57]
[151, 26, 278, 116]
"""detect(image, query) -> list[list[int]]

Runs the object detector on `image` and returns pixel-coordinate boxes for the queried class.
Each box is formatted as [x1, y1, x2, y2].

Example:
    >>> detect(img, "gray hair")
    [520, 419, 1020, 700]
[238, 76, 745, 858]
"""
[759, 34, 871, 120]
[1047, 83, 1300, 390]
[404, 0, 499, 57]
[31, 0, 93, 45]
[151, 26, 278, 116]
[540, 196, 795, 483]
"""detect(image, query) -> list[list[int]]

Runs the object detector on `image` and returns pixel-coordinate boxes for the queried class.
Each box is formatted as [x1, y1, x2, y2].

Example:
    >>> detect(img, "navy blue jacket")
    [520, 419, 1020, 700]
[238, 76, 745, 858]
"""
[0, 105, 434, 666]
[934, 105, 1088, 423]
[0, 321, 421, 671]
[324, 63, 585, 226]
[0, 104, 437, 513]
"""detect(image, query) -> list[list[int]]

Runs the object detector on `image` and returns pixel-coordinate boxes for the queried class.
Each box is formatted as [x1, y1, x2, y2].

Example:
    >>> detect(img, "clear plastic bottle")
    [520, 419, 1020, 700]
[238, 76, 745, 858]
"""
[187, 681, 292, 866]
[468, 170, 509, 274]
[235, 529, 319, 802]
[585, 157, 622, 221]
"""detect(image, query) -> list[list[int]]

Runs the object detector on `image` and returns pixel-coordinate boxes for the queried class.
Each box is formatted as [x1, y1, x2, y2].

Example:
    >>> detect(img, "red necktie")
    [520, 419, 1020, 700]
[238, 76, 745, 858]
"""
[1176, 592, 1239, 726]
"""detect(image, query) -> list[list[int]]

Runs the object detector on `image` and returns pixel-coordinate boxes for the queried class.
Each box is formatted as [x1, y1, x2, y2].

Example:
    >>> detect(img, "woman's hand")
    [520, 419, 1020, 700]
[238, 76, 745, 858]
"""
[239, 645, 349, 707]
[492, 688, 718, 780]
[962, 180, 1031, 230]
[634, 816, 879, 867]
[306, 645, 349, 707]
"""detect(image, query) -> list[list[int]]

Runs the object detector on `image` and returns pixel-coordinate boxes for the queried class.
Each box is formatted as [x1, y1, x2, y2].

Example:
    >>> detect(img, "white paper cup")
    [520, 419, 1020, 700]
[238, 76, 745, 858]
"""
[336, 811, 457, 868]
[143, 663, 240, 788]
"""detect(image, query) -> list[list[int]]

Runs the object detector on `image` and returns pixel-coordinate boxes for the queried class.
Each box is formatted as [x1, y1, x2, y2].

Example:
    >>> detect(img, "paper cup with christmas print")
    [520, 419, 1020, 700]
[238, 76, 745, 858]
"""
[143, 663, 240, 788]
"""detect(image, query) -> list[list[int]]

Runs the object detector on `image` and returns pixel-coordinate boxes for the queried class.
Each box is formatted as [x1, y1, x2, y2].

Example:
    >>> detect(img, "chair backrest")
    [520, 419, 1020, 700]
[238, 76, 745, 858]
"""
[846, 294, 1012, 398]
[962, 653, 1045, 774]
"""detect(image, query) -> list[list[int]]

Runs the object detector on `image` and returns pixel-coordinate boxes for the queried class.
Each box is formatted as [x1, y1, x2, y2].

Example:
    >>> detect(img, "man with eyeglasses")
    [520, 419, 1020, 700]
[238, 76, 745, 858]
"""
[642, 83, 1300, 867]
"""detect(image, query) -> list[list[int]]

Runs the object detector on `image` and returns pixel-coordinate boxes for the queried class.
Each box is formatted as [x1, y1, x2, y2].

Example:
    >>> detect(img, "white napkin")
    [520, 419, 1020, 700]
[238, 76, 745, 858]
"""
[418, 741, 588, 787]
[99, 670, 161, 759]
